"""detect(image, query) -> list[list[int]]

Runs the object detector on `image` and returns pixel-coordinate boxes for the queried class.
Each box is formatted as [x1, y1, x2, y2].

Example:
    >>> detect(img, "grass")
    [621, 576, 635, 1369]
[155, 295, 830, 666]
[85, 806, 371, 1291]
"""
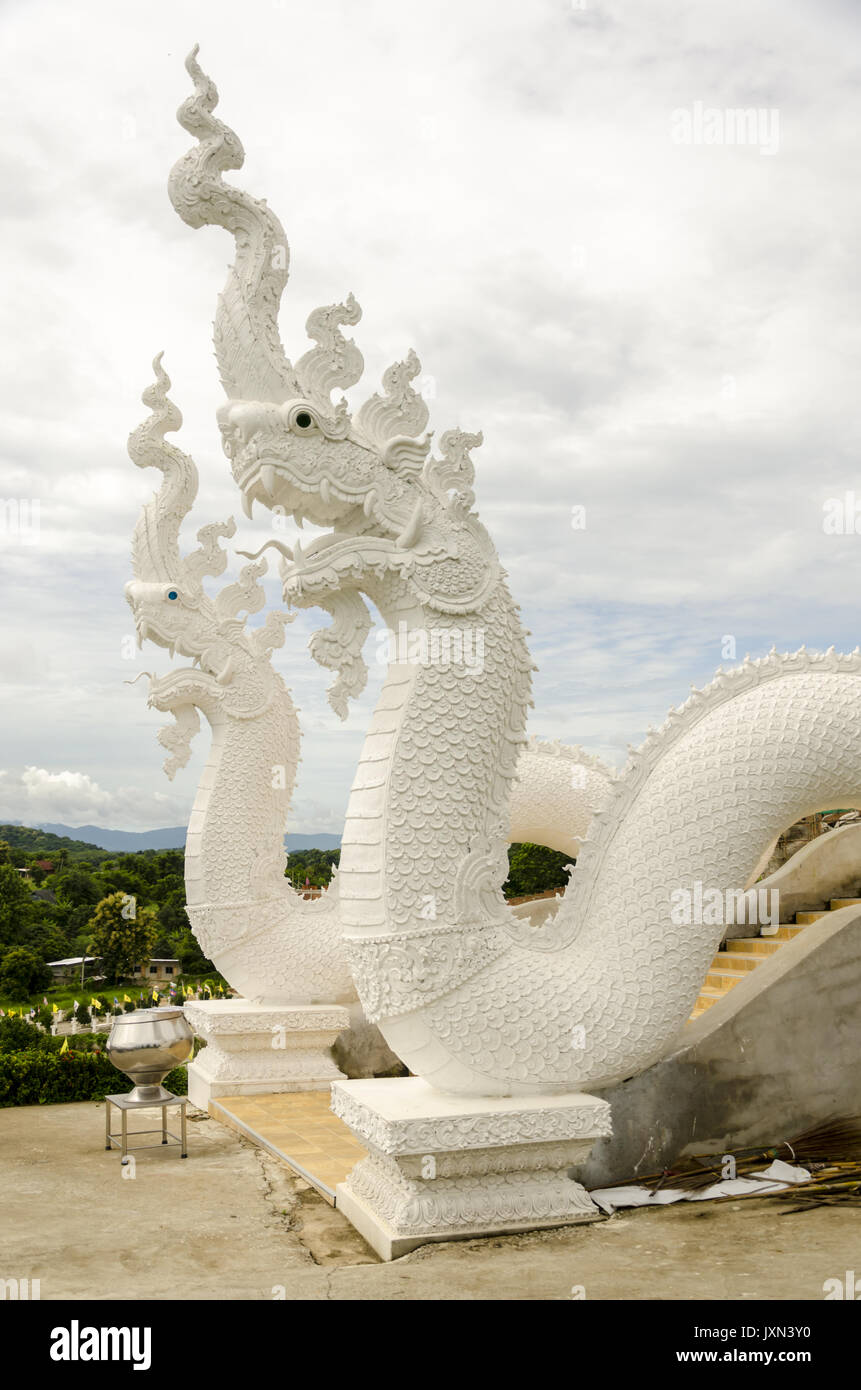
[0, 974, 231, 1017]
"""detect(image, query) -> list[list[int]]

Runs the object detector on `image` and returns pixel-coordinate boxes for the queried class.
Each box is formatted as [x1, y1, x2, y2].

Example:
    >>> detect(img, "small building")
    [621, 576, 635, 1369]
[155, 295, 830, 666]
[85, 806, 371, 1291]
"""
[46, 956, 102, 983]
[130, 958, 180, 983]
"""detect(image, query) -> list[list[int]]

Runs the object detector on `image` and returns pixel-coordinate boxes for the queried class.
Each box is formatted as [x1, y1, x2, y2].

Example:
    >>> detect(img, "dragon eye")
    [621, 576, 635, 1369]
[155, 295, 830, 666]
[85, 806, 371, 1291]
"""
[168, 591, 179, 601]
[295, 411, 312, 430]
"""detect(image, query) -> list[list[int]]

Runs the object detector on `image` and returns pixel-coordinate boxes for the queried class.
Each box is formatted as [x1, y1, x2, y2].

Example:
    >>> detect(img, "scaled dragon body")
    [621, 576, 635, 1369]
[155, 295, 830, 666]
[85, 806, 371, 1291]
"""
[126, 355, 353, 1005]
[126, 316, 609, 1011]
[131, 54, 861, 1098]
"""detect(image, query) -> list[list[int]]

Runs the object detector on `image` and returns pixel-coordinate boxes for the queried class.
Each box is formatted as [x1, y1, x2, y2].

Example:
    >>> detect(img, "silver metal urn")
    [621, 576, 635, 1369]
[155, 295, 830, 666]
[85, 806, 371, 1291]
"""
[106, 1007, 194, 1102]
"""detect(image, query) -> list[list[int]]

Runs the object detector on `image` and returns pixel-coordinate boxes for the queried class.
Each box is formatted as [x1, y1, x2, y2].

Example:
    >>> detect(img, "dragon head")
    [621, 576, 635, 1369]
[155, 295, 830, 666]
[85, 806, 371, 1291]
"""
[126, 353, 293, 773]
[170, 50, 501, 716]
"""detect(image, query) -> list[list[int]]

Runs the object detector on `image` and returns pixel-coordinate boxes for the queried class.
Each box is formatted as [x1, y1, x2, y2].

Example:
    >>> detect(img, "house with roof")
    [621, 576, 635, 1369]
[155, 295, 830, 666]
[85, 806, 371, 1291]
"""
[46, 956, 103, 984]
[129, 957, 181, 983]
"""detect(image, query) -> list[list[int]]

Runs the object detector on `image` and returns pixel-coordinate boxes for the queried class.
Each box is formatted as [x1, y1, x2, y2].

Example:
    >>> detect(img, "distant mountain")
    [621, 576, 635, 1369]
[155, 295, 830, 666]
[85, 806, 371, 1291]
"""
[284, 834, 342, 852]
[31, 823, 341, 853]
[0, 824, 113, 861]
[34, 823, 187, 852]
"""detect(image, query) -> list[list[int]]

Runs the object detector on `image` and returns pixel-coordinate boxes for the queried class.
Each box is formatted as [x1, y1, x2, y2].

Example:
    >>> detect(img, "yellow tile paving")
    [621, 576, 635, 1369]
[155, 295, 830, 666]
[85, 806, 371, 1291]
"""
[210, 1091, 367, 1205]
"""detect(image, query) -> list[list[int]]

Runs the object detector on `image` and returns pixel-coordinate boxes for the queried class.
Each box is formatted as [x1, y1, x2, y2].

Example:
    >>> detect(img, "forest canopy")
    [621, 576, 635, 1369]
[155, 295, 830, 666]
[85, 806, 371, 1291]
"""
[0, 830, 571, 999]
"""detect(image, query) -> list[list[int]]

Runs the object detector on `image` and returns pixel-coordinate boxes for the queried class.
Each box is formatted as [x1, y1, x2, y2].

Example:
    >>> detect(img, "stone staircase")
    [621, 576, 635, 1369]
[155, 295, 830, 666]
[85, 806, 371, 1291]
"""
[689, 897, 861, 1020]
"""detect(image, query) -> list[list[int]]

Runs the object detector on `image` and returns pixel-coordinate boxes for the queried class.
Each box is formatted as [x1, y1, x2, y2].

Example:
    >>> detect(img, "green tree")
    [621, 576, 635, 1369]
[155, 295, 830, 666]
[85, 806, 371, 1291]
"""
[53, 869, 102, 940]
[156, 887, 188, 937]
[285, 848, 340, 888]
[54, 869, 102, 911]
[0, 945, 51, 999]
[0, 864, 35, 947]
[503, 843, 573, 898]
[172, 925, 213, 976]
[85, 893, 158, 984]
[17, 918, 68, 963]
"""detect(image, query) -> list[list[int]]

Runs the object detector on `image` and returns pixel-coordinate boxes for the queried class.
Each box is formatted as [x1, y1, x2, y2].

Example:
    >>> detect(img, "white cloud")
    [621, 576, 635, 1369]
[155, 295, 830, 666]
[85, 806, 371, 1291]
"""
[1, 0, 859, 831]
[0, 766, 189, 830]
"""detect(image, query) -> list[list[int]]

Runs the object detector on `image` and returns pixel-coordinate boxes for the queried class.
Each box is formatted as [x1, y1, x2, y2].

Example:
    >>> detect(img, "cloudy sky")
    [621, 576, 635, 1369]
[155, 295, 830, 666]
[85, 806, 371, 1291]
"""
[1, 0, 859, 834]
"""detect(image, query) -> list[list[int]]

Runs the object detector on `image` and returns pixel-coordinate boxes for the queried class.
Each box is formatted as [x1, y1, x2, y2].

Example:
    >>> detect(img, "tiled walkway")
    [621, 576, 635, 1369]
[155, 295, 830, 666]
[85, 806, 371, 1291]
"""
[209, 1091, 367, 1205]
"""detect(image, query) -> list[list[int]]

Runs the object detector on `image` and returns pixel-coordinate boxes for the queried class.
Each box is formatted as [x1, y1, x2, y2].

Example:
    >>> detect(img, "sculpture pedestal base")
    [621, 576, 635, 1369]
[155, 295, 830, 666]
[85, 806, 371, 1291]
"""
[331, 1078, 611, 1260]
[184, 999, 349, 1110]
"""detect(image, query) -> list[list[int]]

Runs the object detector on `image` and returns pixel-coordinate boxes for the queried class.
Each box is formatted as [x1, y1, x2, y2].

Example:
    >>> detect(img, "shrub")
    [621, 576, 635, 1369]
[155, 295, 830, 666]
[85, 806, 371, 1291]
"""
[0, 1016, 54, 1053]
[504, 842, 573, 898]
[0, 946, 51, 999]
[0, 1048, 189, 1106]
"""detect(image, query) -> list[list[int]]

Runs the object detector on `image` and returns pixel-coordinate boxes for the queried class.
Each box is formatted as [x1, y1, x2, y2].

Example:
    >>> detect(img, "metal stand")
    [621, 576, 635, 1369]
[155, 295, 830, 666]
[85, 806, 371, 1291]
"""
[104, 1091, 188, 1159]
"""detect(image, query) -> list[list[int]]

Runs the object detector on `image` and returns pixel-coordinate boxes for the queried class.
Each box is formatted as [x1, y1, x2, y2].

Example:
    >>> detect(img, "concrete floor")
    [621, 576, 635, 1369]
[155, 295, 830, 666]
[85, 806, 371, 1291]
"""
[1, 1102, 858, 1301]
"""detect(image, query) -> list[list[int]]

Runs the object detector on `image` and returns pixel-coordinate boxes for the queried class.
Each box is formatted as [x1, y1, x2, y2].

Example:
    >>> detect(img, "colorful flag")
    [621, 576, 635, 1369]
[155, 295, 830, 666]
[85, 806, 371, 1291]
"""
[52, 1003, 59, 1014]
[123, 994, 131, 1003]
[72, 1000, 79, 1012]
[59, 1038, 68, 1055]
[42, 997, 48, 1007]
[91, 998, 102, 1012]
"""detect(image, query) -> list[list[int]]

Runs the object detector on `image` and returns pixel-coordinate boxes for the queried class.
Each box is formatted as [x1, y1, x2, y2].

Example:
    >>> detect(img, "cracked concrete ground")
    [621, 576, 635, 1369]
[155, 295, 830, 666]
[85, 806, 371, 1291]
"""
[1, 1102, 858, 1301]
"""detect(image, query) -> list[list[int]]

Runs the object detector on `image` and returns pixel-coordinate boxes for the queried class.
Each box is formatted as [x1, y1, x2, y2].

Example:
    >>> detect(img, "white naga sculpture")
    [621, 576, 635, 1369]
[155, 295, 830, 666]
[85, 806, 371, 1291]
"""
[126, 354, 353, 1007]
[126, 49, 612, 1020]
[128, 52, 861, 1251]
[126, 358, 606, 1009]
[159, 48, 861, 1084]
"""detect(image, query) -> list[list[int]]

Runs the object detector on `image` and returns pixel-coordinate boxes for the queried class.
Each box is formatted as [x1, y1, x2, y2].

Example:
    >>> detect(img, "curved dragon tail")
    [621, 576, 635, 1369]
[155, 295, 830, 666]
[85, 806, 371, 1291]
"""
[169, 46, 299, 404]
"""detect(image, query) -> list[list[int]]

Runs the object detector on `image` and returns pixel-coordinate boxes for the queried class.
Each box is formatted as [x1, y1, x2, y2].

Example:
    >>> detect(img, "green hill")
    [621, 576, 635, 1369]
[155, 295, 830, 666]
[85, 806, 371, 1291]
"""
[0, 825, 112, 864]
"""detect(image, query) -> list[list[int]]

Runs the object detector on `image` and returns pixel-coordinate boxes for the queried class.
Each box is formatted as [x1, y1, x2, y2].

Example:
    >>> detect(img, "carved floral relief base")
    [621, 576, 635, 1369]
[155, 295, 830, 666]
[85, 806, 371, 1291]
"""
[185, 999, 350, 1108]
[331, 1077, 610, 1260]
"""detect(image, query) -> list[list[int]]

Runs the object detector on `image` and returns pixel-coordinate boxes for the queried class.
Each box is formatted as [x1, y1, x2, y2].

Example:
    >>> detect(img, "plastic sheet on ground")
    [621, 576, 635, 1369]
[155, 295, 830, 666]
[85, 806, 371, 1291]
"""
[590, 1159, 811, 1215]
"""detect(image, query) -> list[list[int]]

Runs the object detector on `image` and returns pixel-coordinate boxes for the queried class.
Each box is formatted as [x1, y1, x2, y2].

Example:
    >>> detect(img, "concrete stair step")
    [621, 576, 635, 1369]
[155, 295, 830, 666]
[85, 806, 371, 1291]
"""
[711, 951, 760, 973]
[691, 919, 808, 1020]
[704, 969, 749, 992]
[725, 938, 782, 956]
[691, 889, 852, 1022]
[690, 991, 722, 1018]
